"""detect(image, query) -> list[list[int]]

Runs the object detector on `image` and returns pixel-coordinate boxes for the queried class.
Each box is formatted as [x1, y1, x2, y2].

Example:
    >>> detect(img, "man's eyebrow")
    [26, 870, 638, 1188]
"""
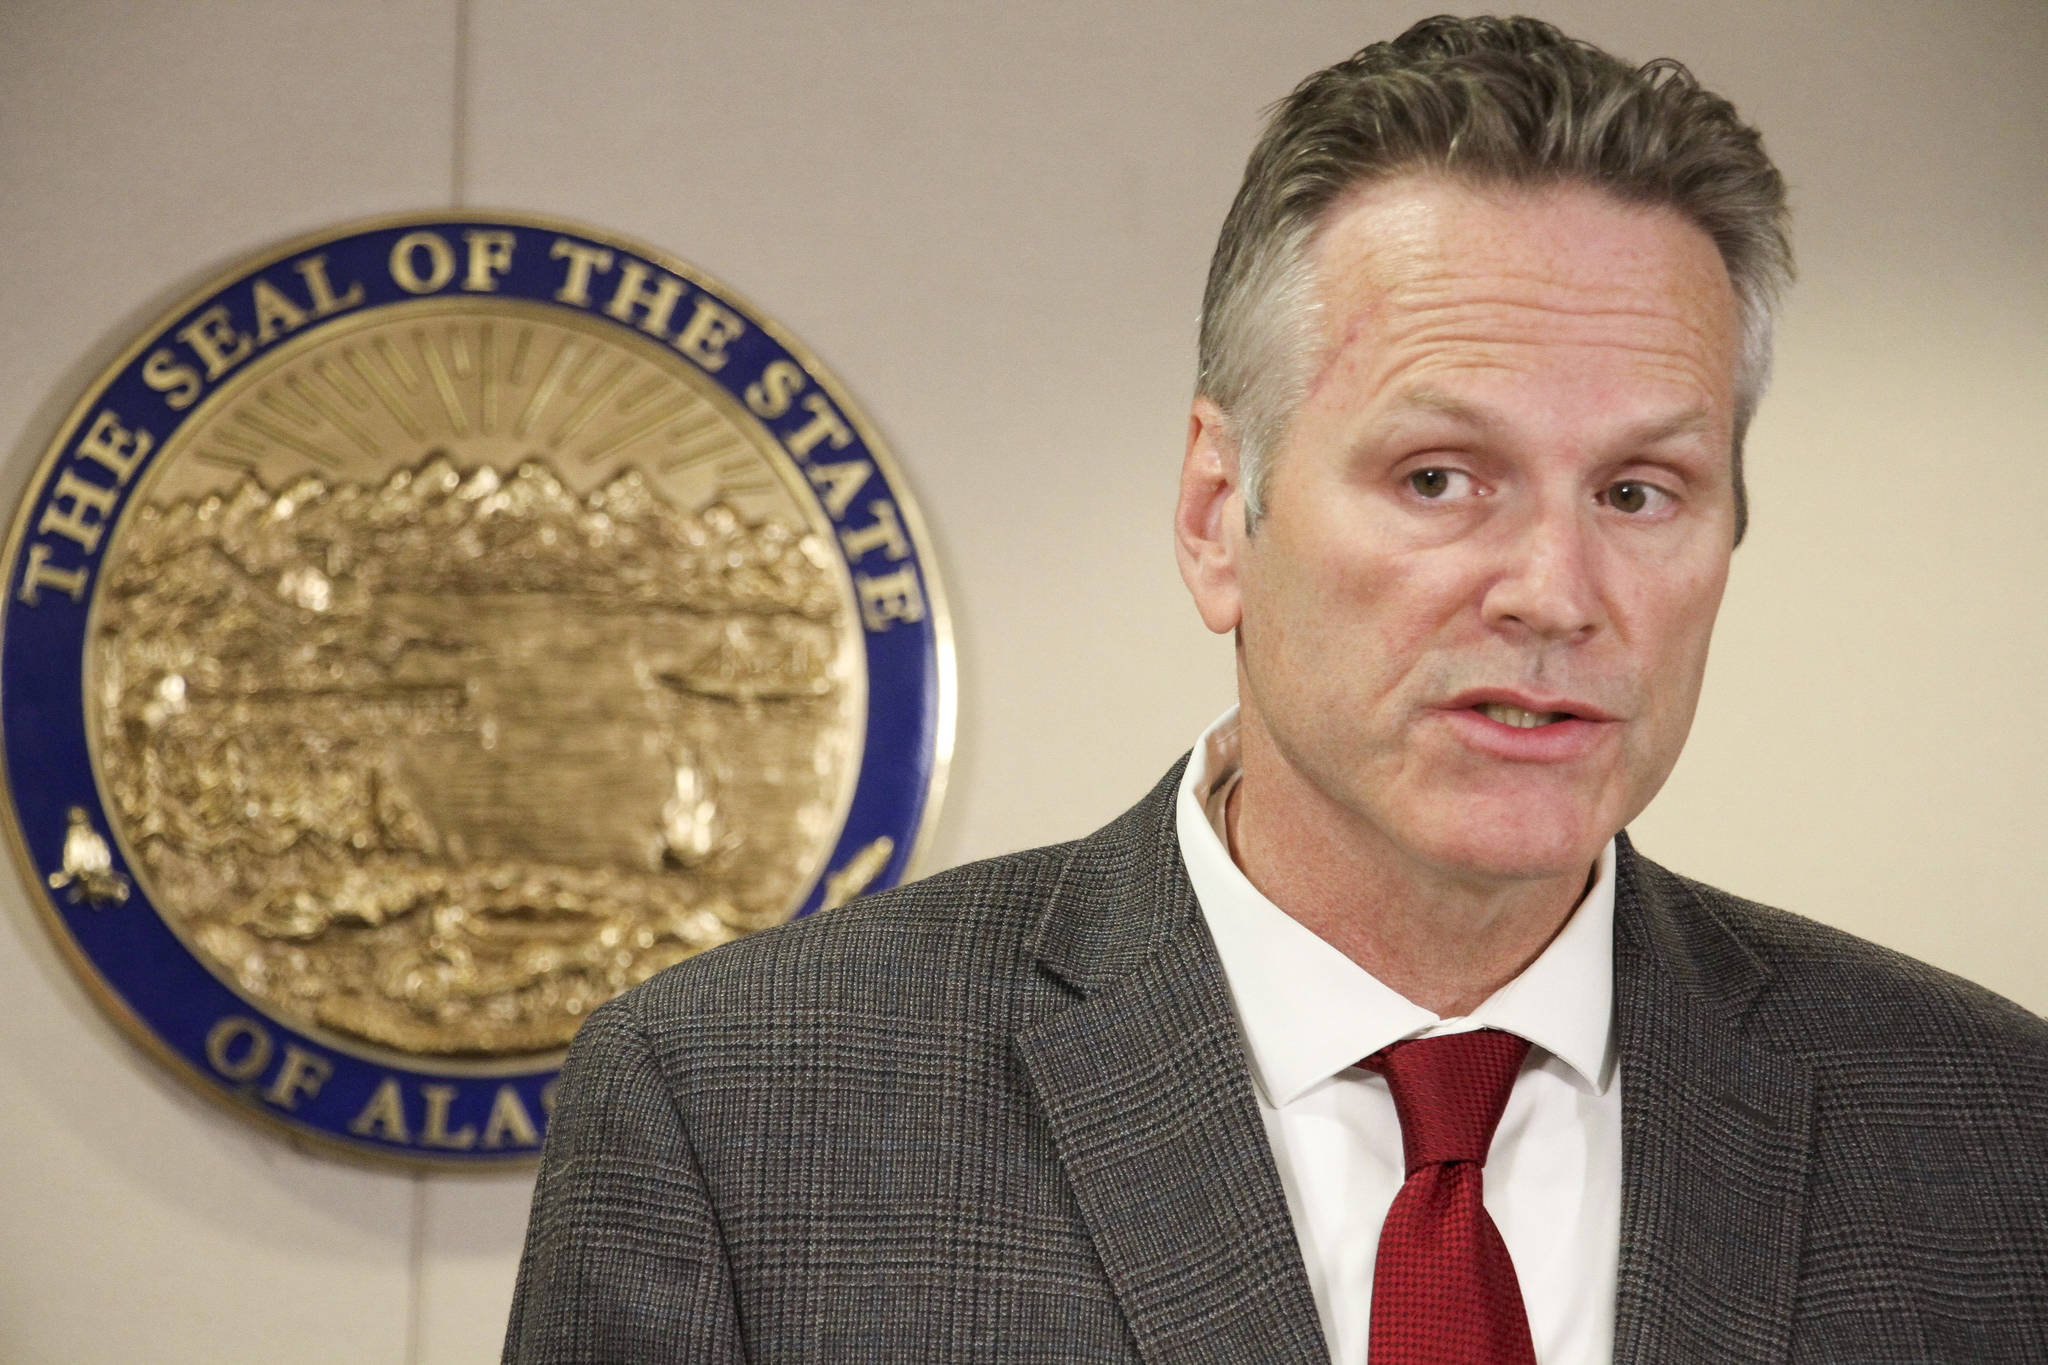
[1380, 389, 1719, 447]
[1624, 408, 1718, 446]
[1382, 388, 1497, 430]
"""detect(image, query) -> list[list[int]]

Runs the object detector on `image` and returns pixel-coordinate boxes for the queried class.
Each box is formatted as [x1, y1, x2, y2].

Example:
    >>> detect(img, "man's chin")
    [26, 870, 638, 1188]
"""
[1403, 818, 1610, 891]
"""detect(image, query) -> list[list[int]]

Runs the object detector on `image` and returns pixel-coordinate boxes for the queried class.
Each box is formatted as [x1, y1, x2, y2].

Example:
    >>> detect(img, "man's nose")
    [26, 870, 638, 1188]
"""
[1480, 499, 1603, 644]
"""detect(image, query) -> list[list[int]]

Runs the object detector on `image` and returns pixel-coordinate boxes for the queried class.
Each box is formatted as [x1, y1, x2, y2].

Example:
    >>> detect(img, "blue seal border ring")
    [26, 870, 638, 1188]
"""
[0, 211, 954, 1167]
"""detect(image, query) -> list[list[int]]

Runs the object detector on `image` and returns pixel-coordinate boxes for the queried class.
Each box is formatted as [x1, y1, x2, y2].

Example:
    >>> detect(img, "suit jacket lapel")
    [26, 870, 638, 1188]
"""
[1611, 835, 1815, 1364]
[1015, 766, 1329, 1364]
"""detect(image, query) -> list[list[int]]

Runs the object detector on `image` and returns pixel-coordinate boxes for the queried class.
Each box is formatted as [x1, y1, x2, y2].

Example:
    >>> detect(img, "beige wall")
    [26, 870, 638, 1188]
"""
[2, 2, 2042, 1360]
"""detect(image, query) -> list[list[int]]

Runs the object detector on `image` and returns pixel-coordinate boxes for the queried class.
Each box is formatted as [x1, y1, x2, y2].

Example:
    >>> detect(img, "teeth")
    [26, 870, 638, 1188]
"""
[1477, 702, 1565, 728]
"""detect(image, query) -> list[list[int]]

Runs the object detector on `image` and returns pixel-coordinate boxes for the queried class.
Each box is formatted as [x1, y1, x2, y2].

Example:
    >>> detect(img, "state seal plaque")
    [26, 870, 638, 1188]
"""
[2, 213, 952, 1164]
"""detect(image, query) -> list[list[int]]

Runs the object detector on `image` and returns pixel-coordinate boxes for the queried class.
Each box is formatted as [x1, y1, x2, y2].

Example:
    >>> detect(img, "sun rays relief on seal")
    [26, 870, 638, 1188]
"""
[1, 213, 953, 1166]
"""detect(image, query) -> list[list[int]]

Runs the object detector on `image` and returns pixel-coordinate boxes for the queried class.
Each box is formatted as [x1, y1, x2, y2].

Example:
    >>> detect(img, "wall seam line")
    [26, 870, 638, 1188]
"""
[451, 0, 471, 208]
[407, 1172, 428, 1365]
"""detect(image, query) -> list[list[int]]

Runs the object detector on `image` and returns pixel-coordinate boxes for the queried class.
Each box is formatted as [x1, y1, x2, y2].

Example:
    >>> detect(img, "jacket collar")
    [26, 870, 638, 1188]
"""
[1016, 759, 1331, 1363]
[1610, 833, 1815, 1363]
[1024, 760, 1199, 995]
[1018, 771, 1817, 1365]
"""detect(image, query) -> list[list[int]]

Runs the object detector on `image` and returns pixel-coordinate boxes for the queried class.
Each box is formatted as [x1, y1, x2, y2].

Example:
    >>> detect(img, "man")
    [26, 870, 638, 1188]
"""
[506, 17, 2048, 1363]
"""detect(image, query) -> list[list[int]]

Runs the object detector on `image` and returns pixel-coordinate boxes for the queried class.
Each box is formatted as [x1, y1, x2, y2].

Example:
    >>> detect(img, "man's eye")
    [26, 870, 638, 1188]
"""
[1602, 480, 1671, 515]
[1407, 468, 1474, 500]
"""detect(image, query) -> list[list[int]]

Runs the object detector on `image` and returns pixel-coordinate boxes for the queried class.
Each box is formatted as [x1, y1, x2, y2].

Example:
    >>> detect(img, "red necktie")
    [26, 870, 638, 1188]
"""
[1363, 1029, 1537, 1365]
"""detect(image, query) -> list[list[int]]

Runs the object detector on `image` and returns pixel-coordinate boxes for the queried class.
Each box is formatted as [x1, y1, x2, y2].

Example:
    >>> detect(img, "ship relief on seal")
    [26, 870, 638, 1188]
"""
[2, 214, 952, 1164]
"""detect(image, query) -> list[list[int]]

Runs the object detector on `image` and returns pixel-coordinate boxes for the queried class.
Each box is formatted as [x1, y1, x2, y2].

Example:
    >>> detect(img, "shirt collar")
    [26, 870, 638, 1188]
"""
[1177, 707, 1617, 1108]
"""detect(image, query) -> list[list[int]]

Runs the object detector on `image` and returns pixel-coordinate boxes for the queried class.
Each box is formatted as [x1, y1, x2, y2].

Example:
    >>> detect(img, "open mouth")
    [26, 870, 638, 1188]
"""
[1473, 702, 1574, 729]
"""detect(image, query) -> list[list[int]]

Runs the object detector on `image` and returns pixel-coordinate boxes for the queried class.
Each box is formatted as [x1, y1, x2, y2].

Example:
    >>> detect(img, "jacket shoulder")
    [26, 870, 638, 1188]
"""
[610, 838, 1081, 1037]
[1638, 855, 2048, 1072]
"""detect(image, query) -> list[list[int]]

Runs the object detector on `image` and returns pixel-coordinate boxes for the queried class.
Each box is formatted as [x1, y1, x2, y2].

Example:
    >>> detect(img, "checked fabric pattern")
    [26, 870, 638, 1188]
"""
[506, 763, 2048, 1363]
[1363, 1029, 1536, 1365]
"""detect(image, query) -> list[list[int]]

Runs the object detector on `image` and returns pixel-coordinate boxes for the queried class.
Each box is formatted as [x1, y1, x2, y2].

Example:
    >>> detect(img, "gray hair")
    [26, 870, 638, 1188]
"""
[1198, 15, 1792, 542]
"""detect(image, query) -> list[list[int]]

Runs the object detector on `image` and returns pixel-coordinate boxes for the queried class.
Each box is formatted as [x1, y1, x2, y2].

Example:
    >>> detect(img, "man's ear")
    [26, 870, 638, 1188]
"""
[1175, 397, 1247, 636]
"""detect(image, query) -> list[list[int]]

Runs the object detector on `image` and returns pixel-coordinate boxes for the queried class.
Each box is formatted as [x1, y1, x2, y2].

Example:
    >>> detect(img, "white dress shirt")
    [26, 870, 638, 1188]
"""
[1176, 709, 1621, 1365]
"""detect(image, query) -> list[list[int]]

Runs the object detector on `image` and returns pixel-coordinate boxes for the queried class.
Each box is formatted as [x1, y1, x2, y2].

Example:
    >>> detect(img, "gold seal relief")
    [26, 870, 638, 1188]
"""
[85, 296, 868, 1058]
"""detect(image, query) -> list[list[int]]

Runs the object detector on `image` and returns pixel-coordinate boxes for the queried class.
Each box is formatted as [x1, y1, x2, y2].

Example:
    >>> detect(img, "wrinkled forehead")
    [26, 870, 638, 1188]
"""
[1310, 175, 1738, 336]
[1300, 174, 1743, 412]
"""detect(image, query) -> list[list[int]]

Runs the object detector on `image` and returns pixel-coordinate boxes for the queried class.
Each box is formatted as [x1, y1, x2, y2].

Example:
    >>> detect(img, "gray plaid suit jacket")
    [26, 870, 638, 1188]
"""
[505, 763, 2048, 1362]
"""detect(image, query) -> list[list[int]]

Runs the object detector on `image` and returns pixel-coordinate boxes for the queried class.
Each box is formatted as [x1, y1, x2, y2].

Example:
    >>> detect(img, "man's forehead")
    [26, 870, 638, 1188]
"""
[1309, 174, 1737, 312]
[1296, 176, 1743, 413]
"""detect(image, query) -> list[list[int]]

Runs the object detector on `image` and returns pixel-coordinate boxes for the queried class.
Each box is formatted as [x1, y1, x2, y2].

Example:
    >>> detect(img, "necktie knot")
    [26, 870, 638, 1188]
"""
[1363, 1029, 1530, 1174]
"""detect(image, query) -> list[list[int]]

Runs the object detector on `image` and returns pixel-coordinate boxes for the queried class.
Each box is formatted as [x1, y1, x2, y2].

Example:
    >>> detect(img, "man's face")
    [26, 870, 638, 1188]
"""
[1179, 175, 1742, 887]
